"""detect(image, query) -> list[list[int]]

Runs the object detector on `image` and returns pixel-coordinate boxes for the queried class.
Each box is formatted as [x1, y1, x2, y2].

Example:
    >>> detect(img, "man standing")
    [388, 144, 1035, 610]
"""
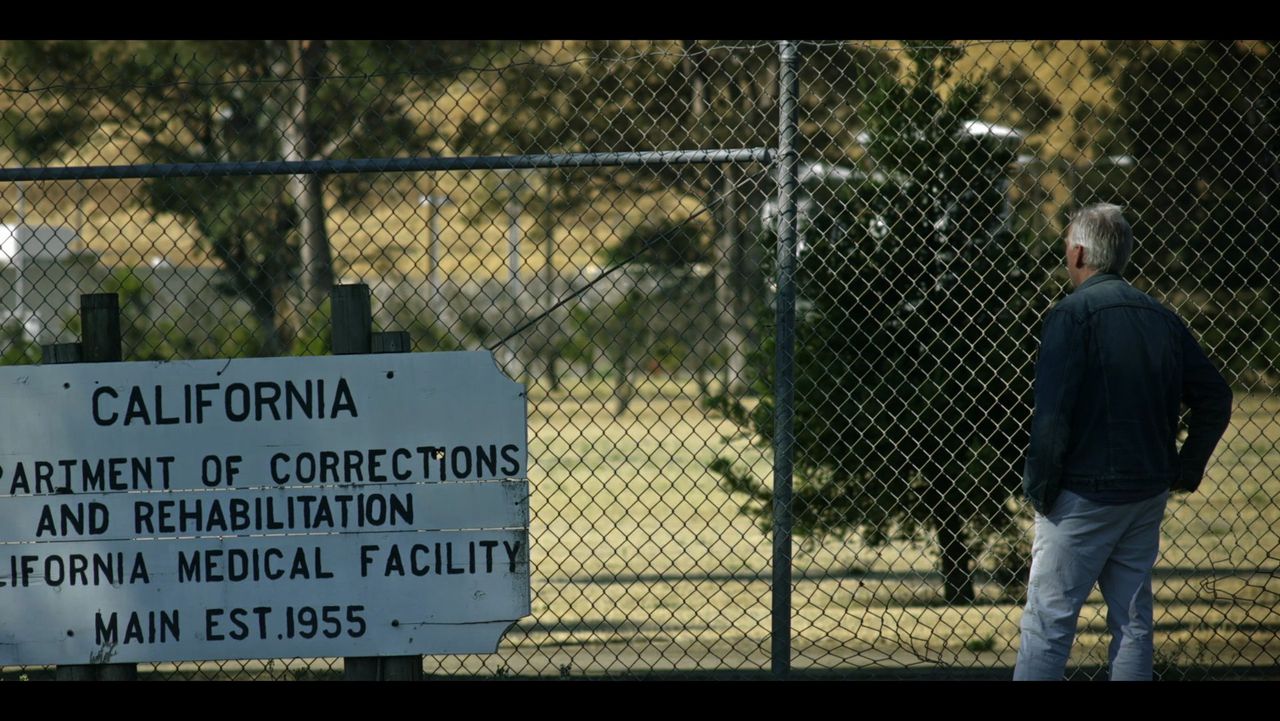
[1014, 203, 1233, 681]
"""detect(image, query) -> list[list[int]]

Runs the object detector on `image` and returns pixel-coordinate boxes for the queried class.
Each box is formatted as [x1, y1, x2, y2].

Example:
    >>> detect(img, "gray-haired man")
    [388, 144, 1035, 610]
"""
[1014, 203, 1233, 681]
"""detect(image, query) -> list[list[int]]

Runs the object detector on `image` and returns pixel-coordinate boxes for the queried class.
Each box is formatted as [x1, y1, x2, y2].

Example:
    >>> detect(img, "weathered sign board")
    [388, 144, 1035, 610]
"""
[0, 351, 529, 666]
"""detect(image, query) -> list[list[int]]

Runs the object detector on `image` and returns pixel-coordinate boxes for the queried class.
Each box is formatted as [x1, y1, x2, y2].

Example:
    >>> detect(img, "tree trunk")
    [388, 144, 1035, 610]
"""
[500, 178, 529, 383]
[937, 509, 976, 605]
[420, 194, 467, 351]
[684, 42, 748, 393]
[539, 175, 561, 391]
[252, 290, 293, 358]
[612, 300, 641, 419]
[613, 350, 634, 419]
[717, 164, 747, 392]
[301, 172, 334, 306]
[279, 40, 335, 318]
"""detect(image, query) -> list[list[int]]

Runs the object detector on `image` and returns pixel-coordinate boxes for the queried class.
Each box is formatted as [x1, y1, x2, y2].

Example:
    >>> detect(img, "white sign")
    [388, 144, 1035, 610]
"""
[0, 351, 530, 666]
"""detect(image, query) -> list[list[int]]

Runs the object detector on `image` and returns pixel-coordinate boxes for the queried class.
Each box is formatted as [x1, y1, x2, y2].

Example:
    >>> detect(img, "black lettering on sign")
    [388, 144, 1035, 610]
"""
[131, 554, 151, 584]
[135, 501, 154, 533]
[312, 497, 333, 528]
[124, 386, 151, 426]
[255, 382, 282, 421]
[446, 542, 464, 575]
[195, 383, 218, 424]
[287, 380, 313, 417]
[411, 544, 431, 575]
[392, 448, 412, 481]
[109, 457, 128, 490]
[390, 494, 413, 525]
[95, 611, 117, 645]
[157, 456, 175, 490]
[344, 450, 363, 482]
[297, 453, 317, 483]
[252, 607, 272, 640]
[476, 445, 497, 478]
[178, 551, 200, 583]
[366, 494, 386, 525]
[225, 383, 250, 422]
[83, 459, 106, 492]
[206, 608, 225, 641]
[11, 463, 30, 495]
[228, 608, 250, 640]
[359, 545, 378, 578]
[92, 387, 119, 426]
[70, 554, 88, 585]
[320, 451, 340, 483]
[57, 459, 76, 491]
[480, 540, 499, 573]
[368, 449, 387, 483]
[451, 446, 472, 479]
[230, 499, 251, 530]
[422, 446, 446, 481]
[355, 541, 516, 578]
[265, 549, 284, 580]
[206, 501, 228, 531]
[90, 379, 360, 426]
[34, 505, 55, 537]
[95, 610, 178, 645]
[500, 444, 521, 476]
[504, 540, 523, 573]
[34, 461, 53, 493]
[16, 551, 147, 587]
[271, 453, 290, 484]
[5, 462, 27, 495]
[384, 545, 405, 576]
[34, 502, 110, 538]
[331, 377, 358, 418]
[177, 547, 329, 582]
[156, 385, 180, 425]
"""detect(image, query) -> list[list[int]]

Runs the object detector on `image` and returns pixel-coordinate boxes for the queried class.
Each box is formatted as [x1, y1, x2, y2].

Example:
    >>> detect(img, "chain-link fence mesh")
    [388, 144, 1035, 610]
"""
[0, 40, 1276, 680]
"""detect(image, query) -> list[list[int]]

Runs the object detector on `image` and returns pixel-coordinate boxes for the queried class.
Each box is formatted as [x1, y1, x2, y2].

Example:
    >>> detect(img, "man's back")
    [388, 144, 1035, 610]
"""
[1023, 274, 1233, 514]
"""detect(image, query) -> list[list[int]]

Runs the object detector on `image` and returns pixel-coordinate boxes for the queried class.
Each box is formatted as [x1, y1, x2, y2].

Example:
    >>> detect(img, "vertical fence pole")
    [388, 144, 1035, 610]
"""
[333, 283, 423, 682]
[51, 293, 137, 682]
[772, 40, 800, 679]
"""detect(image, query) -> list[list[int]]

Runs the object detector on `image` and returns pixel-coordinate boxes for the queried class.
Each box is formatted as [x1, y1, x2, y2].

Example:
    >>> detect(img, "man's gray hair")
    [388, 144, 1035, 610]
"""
[1068, 203, 1134, 275]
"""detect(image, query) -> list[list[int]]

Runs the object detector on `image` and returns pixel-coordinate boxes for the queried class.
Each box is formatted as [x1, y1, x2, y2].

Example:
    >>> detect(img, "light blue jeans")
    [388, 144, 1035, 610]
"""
[1013, 489, 1170, 681]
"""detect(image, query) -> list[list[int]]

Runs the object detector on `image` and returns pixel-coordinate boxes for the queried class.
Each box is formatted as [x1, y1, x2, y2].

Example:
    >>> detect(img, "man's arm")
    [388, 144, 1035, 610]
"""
[1023, 307, 1088, 515]
[1173, 323, 1233, 493]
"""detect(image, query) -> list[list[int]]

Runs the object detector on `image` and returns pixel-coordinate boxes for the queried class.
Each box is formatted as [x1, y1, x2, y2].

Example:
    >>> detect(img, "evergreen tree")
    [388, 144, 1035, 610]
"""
[711, 44, 1047, 603]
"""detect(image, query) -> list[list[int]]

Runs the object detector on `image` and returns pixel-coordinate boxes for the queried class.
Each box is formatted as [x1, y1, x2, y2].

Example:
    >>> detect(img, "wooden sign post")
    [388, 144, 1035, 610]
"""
[46, 294, 135, 681]
[335, 284, 421, 682]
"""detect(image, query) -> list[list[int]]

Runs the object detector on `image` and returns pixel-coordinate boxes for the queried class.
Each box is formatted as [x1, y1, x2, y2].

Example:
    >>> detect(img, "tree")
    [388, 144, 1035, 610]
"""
[710, 43, 1047, 604]
[581, 219, 714, 417]
[1079, 41, 1280, 387]
[106, 42, 301, 355]
[3, 40, 484, 355]
[1087, 41, 1280, 290]
[0, 41, 102, 341]
[451, 41, 897, 390]
[125, 41, 490, 354]
[278, 41, 499, 318]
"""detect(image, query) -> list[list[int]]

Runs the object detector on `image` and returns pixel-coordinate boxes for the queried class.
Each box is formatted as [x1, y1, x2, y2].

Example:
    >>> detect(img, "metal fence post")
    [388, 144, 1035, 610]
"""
[772, 39, 799, 679]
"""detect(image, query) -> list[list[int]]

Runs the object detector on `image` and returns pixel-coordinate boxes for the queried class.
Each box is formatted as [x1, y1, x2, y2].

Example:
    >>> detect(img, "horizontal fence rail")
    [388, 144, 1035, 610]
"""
[0, 149, 774, 182]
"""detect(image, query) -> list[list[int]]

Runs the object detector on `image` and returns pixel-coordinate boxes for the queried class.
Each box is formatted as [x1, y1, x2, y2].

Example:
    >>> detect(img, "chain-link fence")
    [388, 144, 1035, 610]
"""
[0, 40, 1276, 680]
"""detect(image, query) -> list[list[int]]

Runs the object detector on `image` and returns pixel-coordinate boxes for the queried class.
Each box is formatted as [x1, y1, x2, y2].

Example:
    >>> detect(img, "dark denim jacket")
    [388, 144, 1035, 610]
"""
[1022, 273, 1233, 515]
